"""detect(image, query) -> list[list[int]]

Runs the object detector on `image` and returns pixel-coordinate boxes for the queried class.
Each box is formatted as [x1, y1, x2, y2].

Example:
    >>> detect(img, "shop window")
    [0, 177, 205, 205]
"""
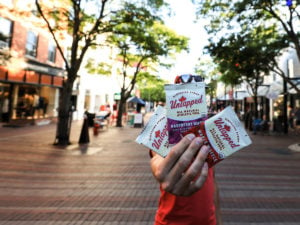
[0, 17, 12, 51]
[25, 31, 38, 57]
[48, 41, 56, 62]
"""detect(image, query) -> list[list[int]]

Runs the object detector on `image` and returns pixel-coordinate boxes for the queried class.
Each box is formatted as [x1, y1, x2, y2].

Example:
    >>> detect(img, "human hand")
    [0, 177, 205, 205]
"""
[150, 133, 210, 196]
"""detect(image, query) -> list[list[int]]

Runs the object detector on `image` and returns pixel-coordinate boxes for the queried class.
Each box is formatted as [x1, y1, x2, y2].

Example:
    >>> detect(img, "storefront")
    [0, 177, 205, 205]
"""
[0, 60, 64, 123]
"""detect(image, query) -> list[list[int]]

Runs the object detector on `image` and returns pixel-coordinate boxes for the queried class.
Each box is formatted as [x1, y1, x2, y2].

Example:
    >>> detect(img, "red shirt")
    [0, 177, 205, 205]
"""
[154, 168, 216, 225]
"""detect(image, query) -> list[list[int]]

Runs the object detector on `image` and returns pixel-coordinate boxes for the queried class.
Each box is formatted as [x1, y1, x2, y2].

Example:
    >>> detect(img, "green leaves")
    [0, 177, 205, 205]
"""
[195, 0, 299, 96]
[107, 1, 188, 95]
[139, 76, 166, 102]
[109, 2, 188, 61]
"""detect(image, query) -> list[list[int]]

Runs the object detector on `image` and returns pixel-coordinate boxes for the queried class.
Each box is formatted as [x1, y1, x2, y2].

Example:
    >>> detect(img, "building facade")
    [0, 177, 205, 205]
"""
[0, 0, 65, 123]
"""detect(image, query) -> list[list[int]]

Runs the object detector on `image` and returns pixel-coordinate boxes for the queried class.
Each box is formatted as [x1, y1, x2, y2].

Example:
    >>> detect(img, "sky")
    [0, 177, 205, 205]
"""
[160, 0, 209, 82]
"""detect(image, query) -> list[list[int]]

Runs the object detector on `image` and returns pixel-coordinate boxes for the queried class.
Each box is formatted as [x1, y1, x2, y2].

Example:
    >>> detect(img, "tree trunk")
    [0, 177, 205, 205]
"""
[54, 81, 73, 145]
[116, 102, 124, 127]
[116, 93, 127, 127]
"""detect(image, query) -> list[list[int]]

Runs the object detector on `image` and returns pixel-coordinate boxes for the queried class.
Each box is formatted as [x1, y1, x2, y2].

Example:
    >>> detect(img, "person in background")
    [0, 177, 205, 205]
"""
[288, 105, 295, 129]
[252, 114, 269, 135]
[32, 92, 39, 118]
[1, 92, 9, 122]
[150, 74, 222, 225]
[244, 107, 253, 130]
[104, 104, 111, 120]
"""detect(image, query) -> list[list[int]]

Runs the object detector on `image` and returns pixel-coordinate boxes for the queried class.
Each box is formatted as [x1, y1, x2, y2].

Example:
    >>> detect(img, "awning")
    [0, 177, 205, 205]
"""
[127, 96, 145, 105]
[265, 78, 300, 99]
[257, 86, 270, 96]
[235, 91, 250, 100]
[217, 91, 250, 101]
[217, 94, 231, 101]
[266, 80, 282, 100]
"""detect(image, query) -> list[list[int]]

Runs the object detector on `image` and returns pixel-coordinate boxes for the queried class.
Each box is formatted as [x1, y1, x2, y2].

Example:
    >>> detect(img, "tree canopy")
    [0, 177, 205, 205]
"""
[34, 0, 183, 143]
[194, 0, 300, 95]
[107, 2, 188, 126]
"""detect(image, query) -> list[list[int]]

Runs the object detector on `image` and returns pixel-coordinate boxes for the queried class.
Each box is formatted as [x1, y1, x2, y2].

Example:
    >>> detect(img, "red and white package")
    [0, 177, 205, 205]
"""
[164, 82, 207, 147]
[136, 102, 252, 167]
[135, 106, 169, 157]
[184, 106, 252, 167]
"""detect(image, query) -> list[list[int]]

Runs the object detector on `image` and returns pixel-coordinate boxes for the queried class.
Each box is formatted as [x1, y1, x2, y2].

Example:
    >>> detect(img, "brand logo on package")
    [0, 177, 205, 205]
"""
[170, 95, 203, 109]
[214, 118, 240, 148]
[152, 125, 168, 149]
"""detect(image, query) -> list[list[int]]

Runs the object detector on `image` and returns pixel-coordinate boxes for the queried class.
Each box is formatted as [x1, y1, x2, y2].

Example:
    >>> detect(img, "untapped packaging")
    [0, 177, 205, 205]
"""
[184, 106, 252, 167]
[136, 82, 252, 167]
[164, 82, 207, 147]
[135, 106, 169, 157]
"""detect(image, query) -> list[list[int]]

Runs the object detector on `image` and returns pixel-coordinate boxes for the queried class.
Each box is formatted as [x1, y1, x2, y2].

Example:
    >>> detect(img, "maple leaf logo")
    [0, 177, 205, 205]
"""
[224, 125, 231, 131]
[155, 130, 161, 138]
[179, 96, 186, 102]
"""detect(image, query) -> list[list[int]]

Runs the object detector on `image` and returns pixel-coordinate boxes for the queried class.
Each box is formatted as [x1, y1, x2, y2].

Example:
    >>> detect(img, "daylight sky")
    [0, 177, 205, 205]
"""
[161, 0, 209, 82]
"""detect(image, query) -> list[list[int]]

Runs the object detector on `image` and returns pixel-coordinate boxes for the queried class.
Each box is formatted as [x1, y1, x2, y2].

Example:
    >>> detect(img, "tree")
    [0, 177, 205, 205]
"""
[138, 74, 166, 103]
[206, 25, 290, 117]
[108, 3, 188, 127]
[35, 0, 171, 144]
[194, 57, 220, 108]
[35, 0, 117, 145]
[194, 0, 300, 95]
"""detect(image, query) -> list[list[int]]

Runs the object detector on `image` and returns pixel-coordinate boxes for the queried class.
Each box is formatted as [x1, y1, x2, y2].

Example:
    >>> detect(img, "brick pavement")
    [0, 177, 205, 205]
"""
[0, 118, 299, 225]
[216, 131, 300, 225]
[0, 120, 158, 225]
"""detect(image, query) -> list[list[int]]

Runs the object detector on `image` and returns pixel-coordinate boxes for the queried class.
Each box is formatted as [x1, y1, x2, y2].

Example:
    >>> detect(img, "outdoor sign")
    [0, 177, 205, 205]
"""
[114, 93, 121, 100]
[134, 113, 143, 127]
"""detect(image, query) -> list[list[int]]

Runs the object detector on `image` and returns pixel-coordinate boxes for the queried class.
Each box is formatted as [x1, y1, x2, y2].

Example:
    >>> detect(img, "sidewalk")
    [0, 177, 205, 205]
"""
[216, 131, 300, 225]
[0, 118, 299, 225]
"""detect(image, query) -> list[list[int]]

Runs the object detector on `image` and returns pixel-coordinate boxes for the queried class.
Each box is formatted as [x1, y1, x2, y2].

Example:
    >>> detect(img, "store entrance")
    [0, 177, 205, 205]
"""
[14, 85, 41, 119]
[0, 83, 10, 122]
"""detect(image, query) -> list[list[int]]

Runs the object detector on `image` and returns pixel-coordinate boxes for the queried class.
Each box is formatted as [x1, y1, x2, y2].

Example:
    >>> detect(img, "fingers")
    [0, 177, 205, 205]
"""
[152, 132, 211, 196]
[166, 137, 204, 184]
[159, 133, 196, 175]
[160, 136, 209, 195]
[183, 162, 209, 196]
[170, 145, 210, 196]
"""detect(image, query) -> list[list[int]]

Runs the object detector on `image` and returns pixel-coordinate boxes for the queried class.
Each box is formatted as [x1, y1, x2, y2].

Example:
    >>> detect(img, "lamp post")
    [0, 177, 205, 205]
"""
[283, 57, 292, 134]
[283, 78, 288, 134]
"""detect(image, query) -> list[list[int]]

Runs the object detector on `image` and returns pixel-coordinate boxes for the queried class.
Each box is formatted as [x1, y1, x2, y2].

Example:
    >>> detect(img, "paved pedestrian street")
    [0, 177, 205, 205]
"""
[0, 120, 299, 225]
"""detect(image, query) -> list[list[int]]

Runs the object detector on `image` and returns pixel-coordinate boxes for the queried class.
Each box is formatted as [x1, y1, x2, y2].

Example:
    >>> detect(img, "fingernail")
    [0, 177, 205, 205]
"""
[194, 137, 202, 146]
[203, 145, 211, 154]
[185, 133, 195, 141]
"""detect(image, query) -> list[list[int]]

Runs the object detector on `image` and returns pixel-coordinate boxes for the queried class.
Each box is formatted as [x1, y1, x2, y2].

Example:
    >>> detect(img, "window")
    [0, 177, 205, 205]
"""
[0, 17, 12, 50]
[25, 31, 38, 57]
[48, 41, 56, 62]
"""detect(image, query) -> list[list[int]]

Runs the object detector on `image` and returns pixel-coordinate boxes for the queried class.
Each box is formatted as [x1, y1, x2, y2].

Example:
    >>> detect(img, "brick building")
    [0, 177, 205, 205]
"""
[0, 0, 65, 123]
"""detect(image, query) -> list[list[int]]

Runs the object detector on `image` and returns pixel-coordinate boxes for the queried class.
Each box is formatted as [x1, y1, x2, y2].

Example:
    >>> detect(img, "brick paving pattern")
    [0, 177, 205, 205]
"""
[0, 118, 299, 225]
[216, 132, 300, 225]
